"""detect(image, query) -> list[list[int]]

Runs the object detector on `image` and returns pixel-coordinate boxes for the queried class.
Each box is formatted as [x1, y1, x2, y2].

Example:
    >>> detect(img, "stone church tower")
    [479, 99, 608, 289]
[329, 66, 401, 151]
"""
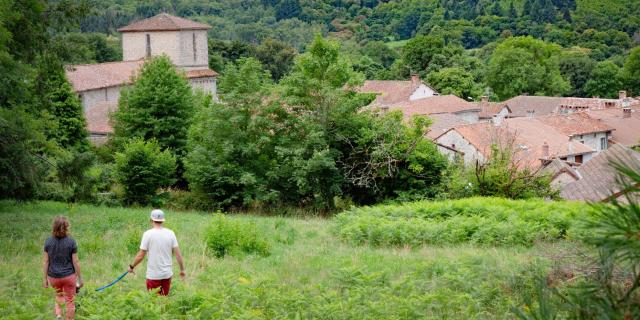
[65, 13, 218, 143]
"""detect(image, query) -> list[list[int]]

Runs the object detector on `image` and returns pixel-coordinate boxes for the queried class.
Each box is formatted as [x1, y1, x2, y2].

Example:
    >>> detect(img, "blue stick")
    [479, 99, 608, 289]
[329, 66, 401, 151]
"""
[95, 271, 129, 292]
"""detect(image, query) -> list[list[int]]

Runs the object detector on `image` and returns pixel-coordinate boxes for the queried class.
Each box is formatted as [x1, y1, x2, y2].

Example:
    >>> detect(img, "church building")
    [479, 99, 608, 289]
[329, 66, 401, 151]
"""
[65, 13, 218, 143]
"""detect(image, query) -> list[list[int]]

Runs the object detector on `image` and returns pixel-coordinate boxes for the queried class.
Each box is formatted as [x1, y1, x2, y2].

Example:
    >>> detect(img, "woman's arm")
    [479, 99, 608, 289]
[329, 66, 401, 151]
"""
[72, 253, 83, 287]
[42, 252, 49, 288]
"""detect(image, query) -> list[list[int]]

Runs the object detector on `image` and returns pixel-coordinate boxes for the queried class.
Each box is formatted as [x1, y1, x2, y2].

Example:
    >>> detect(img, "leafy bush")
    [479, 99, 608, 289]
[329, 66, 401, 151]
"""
[205, 214, 271, 258]
[114, 138, 176, 205]
[334, 197, 593, 247]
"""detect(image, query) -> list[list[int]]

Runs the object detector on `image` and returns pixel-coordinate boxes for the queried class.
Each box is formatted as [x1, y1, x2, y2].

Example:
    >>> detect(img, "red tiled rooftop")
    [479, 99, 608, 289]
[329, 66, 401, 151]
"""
[536, 112, 613, 137]
[443, 117, 594, 168]
[561, 144, 640, 202]
[356, 80, 437, 105]
[588, 108, 640, 147]
[118, 13, 211, 32]
[66, 61, 218, 92]
[386, 95, 479, 116]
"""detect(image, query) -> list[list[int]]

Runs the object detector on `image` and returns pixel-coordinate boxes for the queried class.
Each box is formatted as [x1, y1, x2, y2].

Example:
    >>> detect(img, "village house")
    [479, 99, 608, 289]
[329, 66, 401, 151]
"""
[556, 144, 640, 203]
[434, 116, 600, 167]
[355, 74, 439, 106]
[588, 106, 640, 148]
[502, 91, 635, 118]
[65, 13, 219, 143]
[536, 112, 613, 158]
[476, 96, 511, 122]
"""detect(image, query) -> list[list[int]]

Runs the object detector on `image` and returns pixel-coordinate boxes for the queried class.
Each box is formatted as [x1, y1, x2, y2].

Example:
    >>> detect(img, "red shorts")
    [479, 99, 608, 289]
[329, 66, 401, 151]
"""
[146, 278, 171, 296]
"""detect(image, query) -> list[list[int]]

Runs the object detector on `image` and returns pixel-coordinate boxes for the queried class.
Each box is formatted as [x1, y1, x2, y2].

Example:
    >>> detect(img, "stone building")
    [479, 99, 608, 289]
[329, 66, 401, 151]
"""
[65, 13, 218, 143]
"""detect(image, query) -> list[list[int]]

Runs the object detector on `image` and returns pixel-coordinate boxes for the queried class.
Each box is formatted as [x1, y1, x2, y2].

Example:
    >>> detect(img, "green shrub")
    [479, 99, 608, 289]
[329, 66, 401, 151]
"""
[205, 214, 271, 258]
[334, 197, 594, 247]
[114, 138, 176, 205]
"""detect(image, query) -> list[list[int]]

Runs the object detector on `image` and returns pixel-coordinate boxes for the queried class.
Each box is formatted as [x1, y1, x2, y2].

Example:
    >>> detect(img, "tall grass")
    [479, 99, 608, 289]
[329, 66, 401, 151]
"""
[0, 200, 575, 319]
[334, 197, 594, 247]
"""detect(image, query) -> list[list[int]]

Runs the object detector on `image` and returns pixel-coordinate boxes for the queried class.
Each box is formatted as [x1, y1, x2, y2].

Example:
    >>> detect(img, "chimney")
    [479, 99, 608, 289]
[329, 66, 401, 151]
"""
[623, 107, 632, 118]
[542, 141, 549, 158]
[619, 90, 627, 100]
[410, 74, 420, 87]
[481, 95, 489, 103]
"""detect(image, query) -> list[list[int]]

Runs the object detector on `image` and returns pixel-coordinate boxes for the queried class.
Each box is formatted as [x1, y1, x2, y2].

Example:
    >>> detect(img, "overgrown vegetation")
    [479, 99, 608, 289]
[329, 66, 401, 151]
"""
[205, 214, 271, 258]
[335, 197, 593, 247]
[0, 200, 568, 319]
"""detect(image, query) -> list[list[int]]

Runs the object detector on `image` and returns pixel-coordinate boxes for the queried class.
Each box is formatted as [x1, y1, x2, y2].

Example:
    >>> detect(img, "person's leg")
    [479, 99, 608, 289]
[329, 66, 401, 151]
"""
[48, 277, 64, 318]
[61, 274, 77, 320]
[146, 279, 162, 294]
[160, 278, 172, 296]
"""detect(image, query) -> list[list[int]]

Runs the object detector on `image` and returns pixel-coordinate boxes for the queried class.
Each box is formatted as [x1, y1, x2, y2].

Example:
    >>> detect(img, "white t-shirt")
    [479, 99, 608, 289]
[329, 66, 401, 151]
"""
[140, 227, 178, 280]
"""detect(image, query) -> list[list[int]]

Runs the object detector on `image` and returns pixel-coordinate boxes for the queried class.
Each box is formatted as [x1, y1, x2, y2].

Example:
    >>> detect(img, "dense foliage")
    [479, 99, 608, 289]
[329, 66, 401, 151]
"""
[114, 138, 176, 205]
[186, 37, 447, 210]
[335, 197, 592, 247]
[114, 56, 194, 180]
[75, 0, 640, 99]
[205, 214, 271, 258]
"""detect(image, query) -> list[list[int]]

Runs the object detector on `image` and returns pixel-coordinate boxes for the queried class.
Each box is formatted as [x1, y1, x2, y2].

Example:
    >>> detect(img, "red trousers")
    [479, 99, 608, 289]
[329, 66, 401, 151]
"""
[48, 274, 76, 319]
[146, 278, 171, 296]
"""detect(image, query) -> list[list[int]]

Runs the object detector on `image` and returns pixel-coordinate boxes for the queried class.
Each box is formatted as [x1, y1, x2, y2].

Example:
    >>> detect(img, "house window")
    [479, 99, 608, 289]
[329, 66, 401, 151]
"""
[192, 33, 197, 61]
[600, 137, 607, 150]
[146, 34, 151, 57]
[575, 154, 583, 164]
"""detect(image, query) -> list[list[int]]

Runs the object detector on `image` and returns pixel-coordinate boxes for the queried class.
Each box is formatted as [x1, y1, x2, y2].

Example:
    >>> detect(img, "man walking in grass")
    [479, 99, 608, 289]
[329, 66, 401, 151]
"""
[128, 209, 185, 296]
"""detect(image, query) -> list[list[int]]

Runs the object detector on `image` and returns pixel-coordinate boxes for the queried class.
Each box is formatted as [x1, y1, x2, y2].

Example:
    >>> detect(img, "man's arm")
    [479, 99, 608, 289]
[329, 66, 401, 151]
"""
[42, 252, 49, 288]
[127, 250, 147, 273]
[173, 247, 185, 279]
[72, 253, 83, 287]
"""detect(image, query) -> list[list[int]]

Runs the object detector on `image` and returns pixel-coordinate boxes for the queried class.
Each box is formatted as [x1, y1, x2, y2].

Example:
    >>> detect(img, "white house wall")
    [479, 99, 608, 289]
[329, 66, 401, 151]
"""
[80, 86, 122, 111]
[177, 30, 209, 70]
[123, 31, 180, 62]
[570, 132, 609, 153]
[189, 77, 217, 97]
[409, 84, 437, 101]
[436, 130, 485, 164]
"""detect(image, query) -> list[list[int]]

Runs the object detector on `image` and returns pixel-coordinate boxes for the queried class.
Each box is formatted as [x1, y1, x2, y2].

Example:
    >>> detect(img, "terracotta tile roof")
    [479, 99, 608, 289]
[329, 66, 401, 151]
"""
[540, 158, 580, 180]
[356, 80, 437, 105]
[66, 60, 218, 92]
[588, 108, 640, 147]
[560, 144, 640, 202]
[117, 13, 211, 32]
[187, 69, 219, 78]
[503, 95, 625, 117]
[85, 101, 117, 134]
[66, 60, 144, 92]
[536, 112, 613, 137]
[441, 117, 594, 168]
[386, 95, 480, 117]
[426, 113, 470, 140]
[476, 101, 510, 119]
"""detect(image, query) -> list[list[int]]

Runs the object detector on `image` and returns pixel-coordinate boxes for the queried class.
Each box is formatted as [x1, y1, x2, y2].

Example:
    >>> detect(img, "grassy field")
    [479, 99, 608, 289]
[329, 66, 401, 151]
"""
[0, 200, 578, 319]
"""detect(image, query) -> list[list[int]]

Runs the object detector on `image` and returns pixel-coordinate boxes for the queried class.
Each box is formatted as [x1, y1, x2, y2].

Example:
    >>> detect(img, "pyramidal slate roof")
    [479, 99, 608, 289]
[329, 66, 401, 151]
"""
[118, 13, 211, 32]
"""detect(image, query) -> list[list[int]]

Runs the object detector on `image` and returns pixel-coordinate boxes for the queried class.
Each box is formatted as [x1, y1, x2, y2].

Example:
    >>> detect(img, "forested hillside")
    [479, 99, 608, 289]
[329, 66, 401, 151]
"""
[64, 0, 640, 99]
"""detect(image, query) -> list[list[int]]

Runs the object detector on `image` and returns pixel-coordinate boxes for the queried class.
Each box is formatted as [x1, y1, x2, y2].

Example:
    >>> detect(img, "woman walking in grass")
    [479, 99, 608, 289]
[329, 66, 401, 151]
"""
[43, 216, 83, 320]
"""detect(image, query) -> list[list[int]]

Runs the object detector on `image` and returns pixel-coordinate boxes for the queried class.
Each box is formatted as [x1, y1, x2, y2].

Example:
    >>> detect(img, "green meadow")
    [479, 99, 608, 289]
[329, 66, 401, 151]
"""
[0, 200, 585, 319]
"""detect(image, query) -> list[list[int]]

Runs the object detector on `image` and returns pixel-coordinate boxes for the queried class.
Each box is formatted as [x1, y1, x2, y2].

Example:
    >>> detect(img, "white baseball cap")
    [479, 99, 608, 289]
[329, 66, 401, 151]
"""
[150, 209, 165, 222]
